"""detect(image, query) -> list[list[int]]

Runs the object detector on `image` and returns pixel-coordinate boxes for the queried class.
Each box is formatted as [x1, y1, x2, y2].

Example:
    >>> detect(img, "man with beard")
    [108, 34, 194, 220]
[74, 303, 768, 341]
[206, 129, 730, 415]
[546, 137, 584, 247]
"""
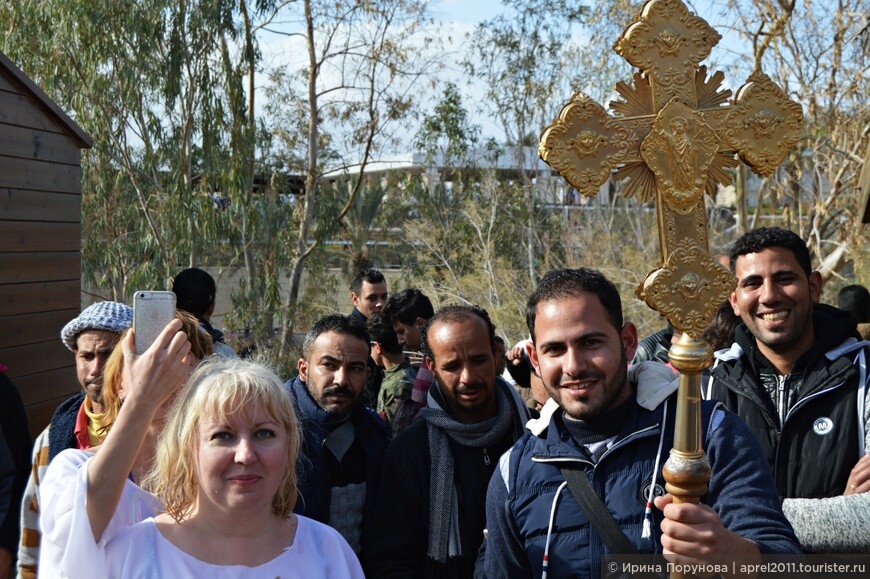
[17, 301, 132, 579]
[367, 306, 529, 578]
[706, 227, 870, 553]
[484, 269, 800, 579]
[284, 314, 388, 570]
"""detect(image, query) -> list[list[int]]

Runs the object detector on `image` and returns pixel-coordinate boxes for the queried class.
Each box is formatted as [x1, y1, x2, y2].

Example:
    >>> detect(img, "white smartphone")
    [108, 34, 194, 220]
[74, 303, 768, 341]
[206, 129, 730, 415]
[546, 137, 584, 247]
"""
[133, 291, 176, 354]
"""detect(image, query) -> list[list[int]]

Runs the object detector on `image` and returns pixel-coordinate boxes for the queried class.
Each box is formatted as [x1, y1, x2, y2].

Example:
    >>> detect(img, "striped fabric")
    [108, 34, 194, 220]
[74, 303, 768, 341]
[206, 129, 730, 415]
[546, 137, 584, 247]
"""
[16, 427, 50, 579]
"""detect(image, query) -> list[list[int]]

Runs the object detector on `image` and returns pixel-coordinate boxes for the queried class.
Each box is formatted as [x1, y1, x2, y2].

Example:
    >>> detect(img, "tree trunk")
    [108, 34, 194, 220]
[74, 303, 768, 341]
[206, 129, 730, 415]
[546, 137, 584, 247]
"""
[279, 0, 318, 356]
[735, 164, 747, 236]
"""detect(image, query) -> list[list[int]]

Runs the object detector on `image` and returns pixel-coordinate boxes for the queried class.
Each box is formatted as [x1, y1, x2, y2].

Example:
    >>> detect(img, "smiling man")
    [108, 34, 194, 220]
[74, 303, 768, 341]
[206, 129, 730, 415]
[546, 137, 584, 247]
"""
[484, 268, 800, 579]
[367, 306, 529, 578]
[707, 227, 870, 553]
[284, 314, 387, 569]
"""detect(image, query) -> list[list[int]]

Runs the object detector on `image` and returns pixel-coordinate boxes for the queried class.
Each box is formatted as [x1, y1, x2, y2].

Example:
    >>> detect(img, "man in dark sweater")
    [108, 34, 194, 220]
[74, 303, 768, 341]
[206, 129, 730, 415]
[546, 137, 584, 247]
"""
[367, 306, 529, 578]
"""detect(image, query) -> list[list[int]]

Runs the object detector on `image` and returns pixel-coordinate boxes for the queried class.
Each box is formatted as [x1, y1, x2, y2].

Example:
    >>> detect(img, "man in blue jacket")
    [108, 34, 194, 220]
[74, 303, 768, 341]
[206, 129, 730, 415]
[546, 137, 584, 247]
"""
[285, 314, 388, 569]
[484, 268, 801, 579]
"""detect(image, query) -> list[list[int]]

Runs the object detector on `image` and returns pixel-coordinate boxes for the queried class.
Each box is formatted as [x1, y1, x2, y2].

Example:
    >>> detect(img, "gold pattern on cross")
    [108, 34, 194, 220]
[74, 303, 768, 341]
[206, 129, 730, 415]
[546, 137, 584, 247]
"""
[539, 0, 803, 338]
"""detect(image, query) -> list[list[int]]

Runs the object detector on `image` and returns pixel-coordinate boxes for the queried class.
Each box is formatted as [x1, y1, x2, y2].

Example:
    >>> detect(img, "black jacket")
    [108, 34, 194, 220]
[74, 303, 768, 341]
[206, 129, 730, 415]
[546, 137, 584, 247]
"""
[285, 377, 388, 566]
[0, 372, 31, 555]
[350, 308, 384, 406]
[366, 413, 518, 579]
[367, 379, 529, 579]
[707, 304, 868, 499]
[631, 328, 671, 365]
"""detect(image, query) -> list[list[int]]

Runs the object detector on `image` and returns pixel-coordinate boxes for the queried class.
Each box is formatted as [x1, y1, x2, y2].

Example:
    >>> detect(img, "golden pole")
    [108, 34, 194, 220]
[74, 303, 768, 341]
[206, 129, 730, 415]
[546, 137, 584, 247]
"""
[662, 334, 712, 504]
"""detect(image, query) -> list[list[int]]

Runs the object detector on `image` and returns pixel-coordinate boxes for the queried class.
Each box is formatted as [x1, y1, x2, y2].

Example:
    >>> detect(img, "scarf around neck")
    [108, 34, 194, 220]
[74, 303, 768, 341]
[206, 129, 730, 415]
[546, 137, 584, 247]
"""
[420, 378, 524, 562]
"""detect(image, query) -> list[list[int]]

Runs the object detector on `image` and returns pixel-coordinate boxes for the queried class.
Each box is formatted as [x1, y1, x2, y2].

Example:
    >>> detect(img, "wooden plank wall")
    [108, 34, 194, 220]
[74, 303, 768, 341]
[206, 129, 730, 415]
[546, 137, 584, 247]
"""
[0, 67, 84, 436]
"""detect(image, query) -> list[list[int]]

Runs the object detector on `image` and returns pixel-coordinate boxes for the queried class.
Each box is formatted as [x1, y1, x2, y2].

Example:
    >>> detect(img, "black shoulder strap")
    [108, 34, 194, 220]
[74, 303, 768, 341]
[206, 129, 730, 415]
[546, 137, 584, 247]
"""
[559, 465, 639, 555]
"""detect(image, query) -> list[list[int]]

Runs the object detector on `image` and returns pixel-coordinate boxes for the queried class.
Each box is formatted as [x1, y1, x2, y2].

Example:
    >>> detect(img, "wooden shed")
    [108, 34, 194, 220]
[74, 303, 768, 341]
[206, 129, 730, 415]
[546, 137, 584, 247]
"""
[0, 51, 93, 436]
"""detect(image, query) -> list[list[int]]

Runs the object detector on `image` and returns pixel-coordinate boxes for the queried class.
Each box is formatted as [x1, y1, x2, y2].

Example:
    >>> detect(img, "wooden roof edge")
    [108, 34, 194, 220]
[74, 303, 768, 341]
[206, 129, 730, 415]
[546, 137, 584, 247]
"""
[0, 51, 94, 149]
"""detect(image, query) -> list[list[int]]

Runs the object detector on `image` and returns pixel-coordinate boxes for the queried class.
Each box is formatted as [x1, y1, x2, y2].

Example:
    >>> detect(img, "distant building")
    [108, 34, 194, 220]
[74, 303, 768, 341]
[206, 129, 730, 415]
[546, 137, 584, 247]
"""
[322, 146, 613, 207]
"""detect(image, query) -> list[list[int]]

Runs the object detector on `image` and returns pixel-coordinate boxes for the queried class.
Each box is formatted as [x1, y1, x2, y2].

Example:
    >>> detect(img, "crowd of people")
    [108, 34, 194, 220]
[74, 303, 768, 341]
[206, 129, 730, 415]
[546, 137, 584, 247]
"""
[0, 225, 868, 578]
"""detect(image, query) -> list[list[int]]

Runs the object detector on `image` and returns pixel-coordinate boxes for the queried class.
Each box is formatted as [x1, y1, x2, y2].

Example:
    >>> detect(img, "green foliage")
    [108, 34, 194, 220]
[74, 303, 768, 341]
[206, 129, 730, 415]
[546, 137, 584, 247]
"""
[1, 0, 436, 370]
[414, 83, 481, 168]
[3, 0, 866, 360]
[400, 173, 548, 341]
[465, 0, 587, 156]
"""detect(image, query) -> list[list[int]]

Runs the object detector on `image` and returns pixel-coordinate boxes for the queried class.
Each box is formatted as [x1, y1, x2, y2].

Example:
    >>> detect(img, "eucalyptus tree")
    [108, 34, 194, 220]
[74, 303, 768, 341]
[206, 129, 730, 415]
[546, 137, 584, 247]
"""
[718, 0, 869, 282]
[263, 0, 439, 354]
[465, 0, 587, 284]
[2, 0, 440, 362]
[0, 0, 287, 301]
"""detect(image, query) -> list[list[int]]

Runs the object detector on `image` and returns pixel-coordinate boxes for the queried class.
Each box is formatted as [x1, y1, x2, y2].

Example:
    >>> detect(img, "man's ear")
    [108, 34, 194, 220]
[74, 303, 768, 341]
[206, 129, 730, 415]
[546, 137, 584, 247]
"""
[525, 341, 541, 377]
[621, 322, 639, 361]
[350, 291, 360, 308]
[729, 291, 740, 316]
[808, 271, 822, 304]
[297, 357, 309, 382]
[424, 356, 435, 372]
[414, 317, 427, 330]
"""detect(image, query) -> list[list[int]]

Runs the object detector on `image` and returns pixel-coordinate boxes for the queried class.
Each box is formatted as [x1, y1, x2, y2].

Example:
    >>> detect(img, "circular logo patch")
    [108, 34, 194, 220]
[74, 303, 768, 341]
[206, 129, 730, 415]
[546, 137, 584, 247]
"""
[812, 417, 834, 436]
[639, 480, 666, 505]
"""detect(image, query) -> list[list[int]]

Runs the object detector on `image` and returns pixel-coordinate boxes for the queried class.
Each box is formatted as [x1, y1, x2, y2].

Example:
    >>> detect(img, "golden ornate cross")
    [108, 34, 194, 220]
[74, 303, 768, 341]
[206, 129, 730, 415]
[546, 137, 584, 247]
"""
[540, 0, 803, 339]
[539, 0, 804, 542]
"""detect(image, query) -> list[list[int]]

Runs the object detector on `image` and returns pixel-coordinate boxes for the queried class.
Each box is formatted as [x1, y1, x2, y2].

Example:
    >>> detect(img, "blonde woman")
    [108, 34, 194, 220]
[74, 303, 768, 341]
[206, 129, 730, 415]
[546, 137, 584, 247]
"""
[39, 317, 197, 577]
[105, 358, 364, 577]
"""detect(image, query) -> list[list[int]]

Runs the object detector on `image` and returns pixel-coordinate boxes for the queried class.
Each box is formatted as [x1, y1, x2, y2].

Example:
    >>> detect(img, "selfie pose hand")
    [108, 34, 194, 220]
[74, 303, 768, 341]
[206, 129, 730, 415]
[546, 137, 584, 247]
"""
[86, 319, 193, 541]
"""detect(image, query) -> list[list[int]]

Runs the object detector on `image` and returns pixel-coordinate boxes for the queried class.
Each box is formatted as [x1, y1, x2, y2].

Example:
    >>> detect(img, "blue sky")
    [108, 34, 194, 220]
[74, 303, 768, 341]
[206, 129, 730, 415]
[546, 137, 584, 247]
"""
[435, 0, 502, 24]
[255, 0, 754, 152]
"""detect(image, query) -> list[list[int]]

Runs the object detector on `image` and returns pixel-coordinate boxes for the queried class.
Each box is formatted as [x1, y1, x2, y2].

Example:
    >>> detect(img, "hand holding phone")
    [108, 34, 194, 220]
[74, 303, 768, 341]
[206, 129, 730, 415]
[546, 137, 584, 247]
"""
[133, 291, 176, 354]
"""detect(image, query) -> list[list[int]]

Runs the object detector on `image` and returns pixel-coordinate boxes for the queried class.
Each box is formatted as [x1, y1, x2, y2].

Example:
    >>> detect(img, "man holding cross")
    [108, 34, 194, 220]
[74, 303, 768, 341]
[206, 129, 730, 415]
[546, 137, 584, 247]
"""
[483, 269, 801, 578]
[487, 0, 811, 573]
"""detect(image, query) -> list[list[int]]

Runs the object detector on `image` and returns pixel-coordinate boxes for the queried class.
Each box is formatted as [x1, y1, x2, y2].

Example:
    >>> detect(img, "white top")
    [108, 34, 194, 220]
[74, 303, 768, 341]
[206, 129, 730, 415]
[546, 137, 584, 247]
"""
[38, 448, 364, 579]
[38, 449, 162, 578]
[105, 515, 365, 578]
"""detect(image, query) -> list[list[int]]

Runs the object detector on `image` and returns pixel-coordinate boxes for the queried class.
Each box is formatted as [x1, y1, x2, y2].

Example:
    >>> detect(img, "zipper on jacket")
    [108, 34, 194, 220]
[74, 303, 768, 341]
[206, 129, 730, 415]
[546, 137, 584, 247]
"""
[483, 448, 491, 466]
[532, 423, 660, 467]
[783, 379, 850, 424]
[777, 375, 787, 427]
